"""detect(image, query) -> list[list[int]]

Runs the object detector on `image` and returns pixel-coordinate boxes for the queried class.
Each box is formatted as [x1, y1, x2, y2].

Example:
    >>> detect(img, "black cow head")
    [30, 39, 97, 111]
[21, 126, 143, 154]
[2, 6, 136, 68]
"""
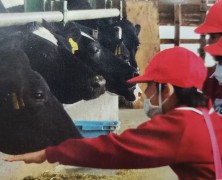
[72, 21, 132, 68]
[98, 26, 131, 64]
[74, 17, 141, 73]
[0, 49, 81, 154]
[104, 19, 141, 73]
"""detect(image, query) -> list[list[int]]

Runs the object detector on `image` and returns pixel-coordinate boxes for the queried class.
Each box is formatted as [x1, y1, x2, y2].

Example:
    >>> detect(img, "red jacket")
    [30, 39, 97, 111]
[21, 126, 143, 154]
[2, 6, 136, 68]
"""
[46, 107, 222, 180]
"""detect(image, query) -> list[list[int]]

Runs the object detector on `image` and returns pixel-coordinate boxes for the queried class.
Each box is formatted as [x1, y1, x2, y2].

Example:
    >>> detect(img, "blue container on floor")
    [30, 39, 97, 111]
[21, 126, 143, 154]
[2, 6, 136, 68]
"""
[74, 120, 120, 138]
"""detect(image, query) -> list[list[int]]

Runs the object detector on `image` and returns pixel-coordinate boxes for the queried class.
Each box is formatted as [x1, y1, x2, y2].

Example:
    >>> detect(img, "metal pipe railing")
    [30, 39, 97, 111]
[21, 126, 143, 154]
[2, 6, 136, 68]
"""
[0, 11, 63, 27]
[66, 9, 120, 21]
[0, 8, 120, 27]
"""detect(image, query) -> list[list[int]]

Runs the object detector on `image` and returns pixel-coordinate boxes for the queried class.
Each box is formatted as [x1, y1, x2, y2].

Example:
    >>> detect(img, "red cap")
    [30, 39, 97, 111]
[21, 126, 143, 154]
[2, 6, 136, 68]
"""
[127, 47, 207, 90]
[195, 1, 222, 34]
[204, 37, 222, 56]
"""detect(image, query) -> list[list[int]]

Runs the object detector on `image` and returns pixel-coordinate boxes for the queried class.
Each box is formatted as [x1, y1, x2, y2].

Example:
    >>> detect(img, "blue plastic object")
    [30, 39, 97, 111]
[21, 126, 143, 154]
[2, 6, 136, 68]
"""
[74, 120, 120, 138]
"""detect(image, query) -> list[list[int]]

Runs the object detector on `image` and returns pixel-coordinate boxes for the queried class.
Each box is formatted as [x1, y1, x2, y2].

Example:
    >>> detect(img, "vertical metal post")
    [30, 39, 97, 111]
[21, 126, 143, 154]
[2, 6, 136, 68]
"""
[48, 0, 65, 11]
[119, 0, 123, 20]
[50, 0, 55, 11]
[88, 0, 96, 9]
[62, 0, 68, 25]
[105, 0, 113, 9]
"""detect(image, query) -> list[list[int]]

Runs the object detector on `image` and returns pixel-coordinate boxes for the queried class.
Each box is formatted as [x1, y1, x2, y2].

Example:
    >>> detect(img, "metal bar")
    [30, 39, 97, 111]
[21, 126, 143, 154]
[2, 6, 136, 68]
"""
[0, 8, 120, 27]
[160, 39, 201, 44]
[0, 11, 63, 27]
[65, 8, 120, 21]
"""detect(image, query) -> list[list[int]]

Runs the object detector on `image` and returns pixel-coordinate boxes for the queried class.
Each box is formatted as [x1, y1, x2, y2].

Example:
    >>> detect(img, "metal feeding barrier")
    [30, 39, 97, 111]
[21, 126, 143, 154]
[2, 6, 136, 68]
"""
[0, 0, 121, 27]
[0, 9, 120, 27]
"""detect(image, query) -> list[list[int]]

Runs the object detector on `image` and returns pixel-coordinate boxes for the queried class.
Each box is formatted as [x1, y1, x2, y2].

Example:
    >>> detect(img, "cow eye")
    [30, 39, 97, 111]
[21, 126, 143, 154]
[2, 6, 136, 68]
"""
[34, 92, 44, 99]
[88, 43, 100, 54]
[94, 48, 99, 53]
[90, 46, 99, 54]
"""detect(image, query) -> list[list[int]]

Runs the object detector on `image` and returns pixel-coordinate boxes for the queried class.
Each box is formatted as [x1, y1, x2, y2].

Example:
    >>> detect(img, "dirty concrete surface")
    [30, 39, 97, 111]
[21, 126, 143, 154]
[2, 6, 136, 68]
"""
[0, 109, 178, 180]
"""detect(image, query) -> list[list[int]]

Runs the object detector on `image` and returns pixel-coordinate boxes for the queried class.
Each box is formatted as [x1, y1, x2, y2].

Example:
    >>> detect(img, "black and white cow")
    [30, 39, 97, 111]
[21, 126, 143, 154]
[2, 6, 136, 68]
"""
[92, 18, 141, 73]
[66, 0, 141, 72]
[43, 21, 137, 101]
[110, 19, 141, 71]
[0, 49, 82, 154]
[0, 21, 136, 101]
[73, 22, 131, 65]
[0, 22, 106, 104]
[1, 0, 138, 101]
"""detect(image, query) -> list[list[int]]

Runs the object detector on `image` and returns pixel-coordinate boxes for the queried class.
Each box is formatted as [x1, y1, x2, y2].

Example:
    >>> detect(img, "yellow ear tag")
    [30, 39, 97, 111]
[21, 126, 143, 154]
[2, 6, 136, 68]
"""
[68, 38, 78, 54]
[115, 47, 121, 55]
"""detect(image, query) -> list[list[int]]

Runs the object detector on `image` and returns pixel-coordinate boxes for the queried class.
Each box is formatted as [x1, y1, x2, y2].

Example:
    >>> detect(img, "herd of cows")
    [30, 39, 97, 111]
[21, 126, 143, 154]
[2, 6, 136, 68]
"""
[0, 0, 141, 154]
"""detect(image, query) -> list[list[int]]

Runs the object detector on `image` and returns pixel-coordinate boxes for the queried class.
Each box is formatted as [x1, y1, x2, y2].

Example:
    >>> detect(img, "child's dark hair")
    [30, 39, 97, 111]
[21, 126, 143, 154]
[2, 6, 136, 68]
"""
[173, 86, 209, 108]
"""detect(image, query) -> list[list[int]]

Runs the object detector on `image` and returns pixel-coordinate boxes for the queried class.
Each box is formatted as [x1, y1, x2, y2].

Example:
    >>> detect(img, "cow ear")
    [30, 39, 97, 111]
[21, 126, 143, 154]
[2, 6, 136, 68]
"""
[42, 19, 50, 28]
[135, 24, 141, 36]
[54, 34, 74, 54]
[63, 22, 82, 42]
[68, 29, 81, 43]
[54, 34, 79, 55]
[42, 19, 58, 34]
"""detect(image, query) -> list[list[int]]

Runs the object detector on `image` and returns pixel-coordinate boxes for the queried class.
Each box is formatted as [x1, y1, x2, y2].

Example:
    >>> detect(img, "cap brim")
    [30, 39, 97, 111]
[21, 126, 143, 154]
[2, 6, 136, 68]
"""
[204, 44, 222, 56]
[127, 74, 151, 83]
[195, 23, 222, 34]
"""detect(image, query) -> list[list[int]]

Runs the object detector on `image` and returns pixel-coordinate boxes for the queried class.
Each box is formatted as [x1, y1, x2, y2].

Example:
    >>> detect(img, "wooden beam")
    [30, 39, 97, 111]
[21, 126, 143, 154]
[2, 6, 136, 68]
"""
[159, 0, 205, 4]
[160, 39, 201, 44]
[174, 4, 181, 46]
[159, 3, 209, 26]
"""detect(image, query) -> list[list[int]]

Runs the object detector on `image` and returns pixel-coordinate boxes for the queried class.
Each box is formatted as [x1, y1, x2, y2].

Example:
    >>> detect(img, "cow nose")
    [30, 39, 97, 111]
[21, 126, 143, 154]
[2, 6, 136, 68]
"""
[123, 54, 130, 62]
[132, 67, 140, 77]
[133, 71, 139, 77]
[92, 75, 106, 88]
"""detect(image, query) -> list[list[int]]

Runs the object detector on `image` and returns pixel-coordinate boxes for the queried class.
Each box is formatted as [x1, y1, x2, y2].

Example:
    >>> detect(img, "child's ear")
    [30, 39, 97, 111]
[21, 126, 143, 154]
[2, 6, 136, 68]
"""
[164, 83, 174, 97]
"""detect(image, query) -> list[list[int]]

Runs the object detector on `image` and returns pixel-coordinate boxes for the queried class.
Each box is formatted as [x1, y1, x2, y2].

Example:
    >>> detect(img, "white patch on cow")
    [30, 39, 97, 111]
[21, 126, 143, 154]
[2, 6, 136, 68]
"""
[80, 31, 95, 41]
[114, 26, 122, 39]
[32, 27, 58, 46]
[134, 84, 142, 101]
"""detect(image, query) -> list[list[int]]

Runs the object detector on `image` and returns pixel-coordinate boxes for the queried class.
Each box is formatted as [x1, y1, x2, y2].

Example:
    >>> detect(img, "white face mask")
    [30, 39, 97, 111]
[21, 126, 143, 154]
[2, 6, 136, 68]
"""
[144, 95, 163, 118]
[211, 64, 222, 85]
[143, 84, 168, 118]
